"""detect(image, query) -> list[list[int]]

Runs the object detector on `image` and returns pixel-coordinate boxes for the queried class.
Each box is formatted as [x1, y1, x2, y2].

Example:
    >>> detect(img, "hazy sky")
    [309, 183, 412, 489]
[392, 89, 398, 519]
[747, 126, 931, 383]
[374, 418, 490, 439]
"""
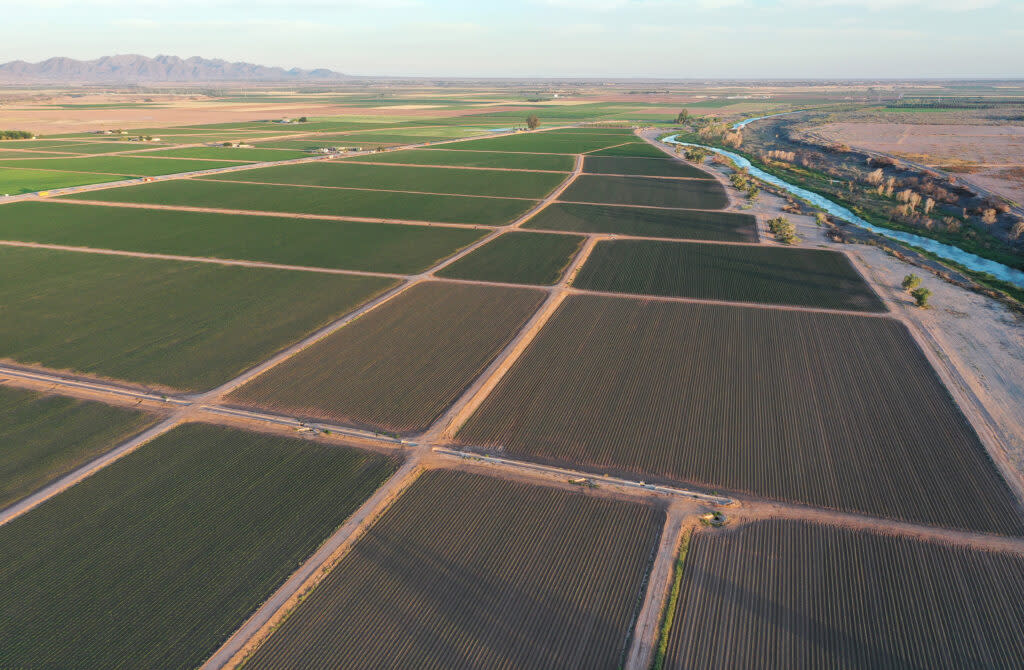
[2, 0, 1021, 78]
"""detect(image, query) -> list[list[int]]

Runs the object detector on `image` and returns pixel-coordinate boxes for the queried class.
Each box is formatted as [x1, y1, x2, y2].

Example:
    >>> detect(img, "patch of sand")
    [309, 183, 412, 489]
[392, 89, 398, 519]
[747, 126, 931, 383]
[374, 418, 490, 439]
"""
[816, 121, 1024, 204]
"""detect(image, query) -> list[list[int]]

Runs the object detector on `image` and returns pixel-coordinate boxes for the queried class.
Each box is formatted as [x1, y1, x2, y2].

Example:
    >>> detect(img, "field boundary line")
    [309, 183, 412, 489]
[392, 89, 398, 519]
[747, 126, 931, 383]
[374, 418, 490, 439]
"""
[195, 177, 544, 202]
[0, 362, 189, 407]
[624, 508, 689, 670]
[204, 457, 426, 670]
[0, 240, 408, 279]
[43, 198, 492, 230]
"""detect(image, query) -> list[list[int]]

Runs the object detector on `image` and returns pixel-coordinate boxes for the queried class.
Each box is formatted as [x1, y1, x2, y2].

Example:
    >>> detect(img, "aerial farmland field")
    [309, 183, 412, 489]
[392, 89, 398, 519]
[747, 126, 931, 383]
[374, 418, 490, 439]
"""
[583, 155, 713, 179]
[573, 239, 887, 311]
[587, 141, 672, 158]
[662, 520, 1024, 669]
[0, 167, 133, 194]
[228, 282, 546, 433]
[62, 178, 537, 224]
[446, 130, 637, 154]
[349, 148, 575, 171]
[0, 201, 486, 273]
[524, 202, 758, 242]
[0, 386, 156, 509]
[0, 246, 395, 390]
[456, 295, 1023, 534]
[560, 174, 730, 209]
[0, 155, 246, 175]
[0, 423, 399, 669]
[437, 230, 584, 284]
[198, 161, 567, 198]
[243, 469, 664, 670]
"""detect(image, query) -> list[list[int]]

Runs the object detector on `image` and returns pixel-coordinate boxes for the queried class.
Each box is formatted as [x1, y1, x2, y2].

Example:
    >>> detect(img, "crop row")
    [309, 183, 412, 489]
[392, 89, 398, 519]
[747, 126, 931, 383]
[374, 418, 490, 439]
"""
[228, 282, 547, 434]
[244, 469, 664, 669]
[663, 520, 1024, 669]
[0, 423, 399, 669]
[456, 295, 1023, 534]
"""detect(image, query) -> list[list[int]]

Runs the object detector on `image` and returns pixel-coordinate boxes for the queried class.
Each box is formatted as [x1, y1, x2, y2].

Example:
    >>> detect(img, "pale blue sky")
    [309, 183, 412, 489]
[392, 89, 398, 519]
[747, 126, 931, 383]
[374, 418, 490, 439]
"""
[2, 0, 1021, 78]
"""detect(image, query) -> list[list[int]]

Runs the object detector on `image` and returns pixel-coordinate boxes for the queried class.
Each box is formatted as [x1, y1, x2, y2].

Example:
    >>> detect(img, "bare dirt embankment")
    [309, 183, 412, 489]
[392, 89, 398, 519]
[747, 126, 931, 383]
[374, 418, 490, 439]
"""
[816, 122, 1024, 206]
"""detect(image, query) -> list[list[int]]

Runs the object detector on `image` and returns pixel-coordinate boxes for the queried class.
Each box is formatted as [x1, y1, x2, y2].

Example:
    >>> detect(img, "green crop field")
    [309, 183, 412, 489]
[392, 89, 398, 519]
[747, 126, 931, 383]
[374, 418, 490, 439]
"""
[456, 295, 1023, 534]
[0, 202, 485, 273]
[48, 142, 171, 155]
[63, 178, 537, 225]
[0, 423, 399, 669]
[0, 386, 156, 509]
[0, 149, 76, 158]
[199, 161, 566, 199]
[445, 130, 636, 154]
[140, 147, 309, 161]
[228, 282, 546, 433]
[588, 142, 671, 158]
[348, 148, 574, 171]
[573, 240, 886, 311]
[0, 246, 395, 390]
[524, 202, 758, 242]
[583, 155, 712, 179]
[560, 174, 729, 209]
[437, 231, 584, 285]
[0, 167, 133, 194]
[0, 155, 240, 175]
[663, 520, 1024, 669]
[244, 469, 664, 670]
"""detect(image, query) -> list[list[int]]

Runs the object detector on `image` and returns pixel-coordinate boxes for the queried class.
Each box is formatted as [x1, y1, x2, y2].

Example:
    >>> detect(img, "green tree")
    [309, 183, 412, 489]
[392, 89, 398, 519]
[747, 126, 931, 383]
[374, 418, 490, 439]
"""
[911, 286, 932, 308]
[901, 273, 921, 292]
[675, 109, 691, 125]
[526, 114, 540, 130]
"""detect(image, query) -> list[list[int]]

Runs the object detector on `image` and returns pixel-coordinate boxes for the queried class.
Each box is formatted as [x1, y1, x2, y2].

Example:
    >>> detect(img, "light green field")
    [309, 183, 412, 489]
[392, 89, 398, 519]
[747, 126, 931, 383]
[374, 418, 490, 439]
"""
[140, 147, 309, 161]
[0, 167, 133, 194]
[65, 178, 537, 225]
[199, 161, 565, 198]
[347, 148, 574, 171]
[0, 201, 486, 274]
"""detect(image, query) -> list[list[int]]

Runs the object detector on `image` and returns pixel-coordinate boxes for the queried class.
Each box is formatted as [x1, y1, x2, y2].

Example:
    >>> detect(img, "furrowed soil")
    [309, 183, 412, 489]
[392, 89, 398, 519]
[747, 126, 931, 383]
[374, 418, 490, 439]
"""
[227, 282, 546, 433]
[244, 469, 664, 670]
[456, 294, 1024, 535]
[663, 519, 1024, 669]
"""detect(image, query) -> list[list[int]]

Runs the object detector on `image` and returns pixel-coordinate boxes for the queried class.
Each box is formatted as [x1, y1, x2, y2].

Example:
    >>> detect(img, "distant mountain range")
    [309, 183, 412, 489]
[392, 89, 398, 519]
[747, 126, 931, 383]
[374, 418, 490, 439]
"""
[0, 55, 349, 83]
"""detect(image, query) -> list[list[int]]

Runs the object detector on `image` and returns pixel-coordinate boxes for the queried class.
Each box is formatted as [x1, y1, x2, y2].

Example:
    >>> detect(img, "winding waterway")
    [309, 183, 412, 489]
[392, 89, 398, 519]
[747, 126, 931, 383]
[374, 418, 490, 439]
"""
[661, 133, 1024, 289]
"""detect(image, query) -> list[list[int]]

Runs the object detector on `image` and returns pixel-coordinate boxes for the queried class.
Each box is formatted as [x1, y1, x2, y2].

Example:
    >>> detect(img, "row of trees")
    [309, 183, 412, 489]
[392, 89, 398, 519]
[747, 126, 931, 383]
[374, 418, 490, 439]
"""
[0, 130, 33, 140]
